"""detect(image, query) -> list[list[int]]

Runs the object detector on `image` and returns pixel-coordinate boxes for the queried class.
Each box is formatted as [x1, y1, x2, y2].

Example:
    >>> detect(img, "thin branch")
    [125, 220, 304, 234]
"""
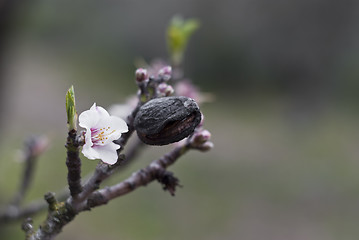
[27, 193, 76, 240]
[11, 154, 35, 207]
[0, 138, 144, 223]
[116, 137, 145, 169]
[0, 136, 48, 224]
[113, 101, 141, 147]
[0, 188, 68, 224]
[26, 141, 191, 239]
[11, 139, 39, 207]
[81, 142, 190, 210]
[65, 129, 83, 198]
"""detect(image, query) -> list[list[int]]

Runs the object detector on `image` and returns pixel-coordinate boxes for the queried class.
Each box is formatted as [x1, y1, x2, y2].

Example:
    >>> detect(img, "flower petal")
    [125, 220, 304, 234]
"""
[91, 103, 110, 118]
[79, 103, 128, 164]
[96, 116, 128, 142]
[92, 142, 121, 164]
[82, 143, 100, 160]
[79, 104, 100, 129]
[109, 116, 129, 133]
[84, 128, 93, 147]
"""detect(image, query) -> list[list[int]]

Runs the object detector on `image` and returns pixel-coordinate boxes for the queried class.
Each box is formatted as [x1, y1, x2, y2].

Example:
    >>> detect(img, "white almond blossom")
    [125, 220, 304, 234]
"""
[79, 103, 128, 164]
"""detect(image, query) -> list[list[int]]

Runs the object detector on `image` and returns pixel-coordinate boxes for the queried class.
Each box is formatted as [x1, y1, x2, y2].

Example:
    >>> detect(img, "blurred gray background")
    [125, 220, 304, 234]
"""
[1, 0, 359, 239]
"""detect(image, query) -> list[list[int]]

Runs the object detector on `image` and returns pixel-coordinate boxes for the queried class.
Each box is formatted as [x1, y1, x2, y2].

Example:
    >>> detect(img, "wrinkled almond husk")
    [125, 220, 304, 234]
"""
[134, 96, 202, 145]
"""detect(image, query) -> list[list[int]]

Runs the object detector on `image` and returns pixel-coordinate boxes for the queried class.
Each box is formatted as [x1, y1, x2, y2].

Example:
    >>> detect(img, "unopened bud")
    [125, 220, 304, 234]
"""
[28, 135, 49, 157]
[201, 129, 211, 139]
[44, 192, 58, 211]
[22, 218, 34, 234]
[158, 83, 168, 93]
[135, 68, 148, 82]
[66, 86, 77, 131]
[158, 83, 174, 97]
[193, 129, 211, 145]
[158, 66, 172, 81]
[165, 85, 174, 96]
[197, 141, 214, 152]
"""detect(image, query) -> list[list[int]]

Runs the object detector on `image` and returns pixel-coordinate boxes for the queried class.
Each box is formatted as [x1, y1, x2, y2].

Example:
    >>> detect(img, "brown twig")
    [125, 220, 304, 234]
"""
[0, 136, 48, 224]
[65, 129, 83, 199]
[26, 141, 191, 240]
[0, 188, 68, 224]
[80, 142, 189, 210]
[10, 58, 213, 239]
[0, 137, 144, 224]
[11, 137, 39, 207]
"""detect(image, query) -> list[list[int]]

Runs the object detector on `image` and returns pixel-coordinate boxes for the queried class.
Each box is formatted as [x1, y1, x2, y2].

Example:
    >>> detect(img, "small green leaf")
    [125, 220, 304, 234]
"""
[66, 85, 77, 131]
[167, 16, 200, 65]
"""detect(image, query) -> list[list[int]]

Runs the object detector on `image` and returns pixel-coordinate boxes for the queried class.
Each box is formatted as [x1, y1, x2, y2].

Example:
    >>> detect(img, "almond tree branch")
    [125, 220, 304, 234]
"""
[0, 135, 144, 224]
[11, 138, 39, 207]
[115, 137, 145, 168]
[10, 62, 213, 240]
[0, 189, 68, 224]
[0, 136, 48, 224]
[11, 154, 36, 207]
[25, 141, 192, 240]
[80, 142, 190, 210]
[65, 129, 83, 199]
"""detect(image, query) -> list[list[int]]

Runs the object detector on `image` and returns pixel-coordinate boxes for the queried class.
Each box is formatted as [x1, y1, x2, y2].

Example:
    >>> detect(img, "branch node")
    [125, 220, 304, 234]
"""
[155, 169, 181, 196]
[22, 217, 34, 237]
[126, 179, 136, 190]
[87, 191, 108, 208]
[44, 192, 57, 211]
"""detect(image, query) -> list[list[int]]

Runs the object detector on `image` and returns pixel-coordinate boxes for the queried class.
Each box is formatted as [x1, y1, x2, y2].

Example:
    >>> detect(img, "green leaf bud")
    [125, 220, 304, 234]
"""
[66, 85, 77, 131]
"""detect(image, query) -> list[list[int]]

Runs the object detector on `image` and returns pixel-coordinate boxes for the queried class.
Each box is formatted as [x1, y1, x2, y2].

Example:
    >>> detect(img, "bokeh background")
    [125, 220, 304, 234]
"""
[1, 0, 359, 239]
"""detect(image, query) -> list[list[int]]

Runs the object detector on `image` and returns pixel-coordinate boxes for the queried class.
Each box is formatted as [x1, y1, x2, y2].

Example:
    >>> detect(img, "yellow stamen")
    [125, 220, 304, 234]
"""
[93, 127, 116, 144]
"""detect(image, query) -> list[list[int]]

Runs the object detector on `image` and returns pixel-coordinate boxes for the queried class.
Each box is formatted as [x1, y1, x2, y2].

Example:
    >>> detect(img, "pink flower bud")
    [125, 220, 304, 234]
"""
[158, 83, 168, 93]
[193, 129, 211, 145]
[31, 136, 49, 157]
[164, 85, 174, 96]
[200, 130, 211, 141]
[135, 68, 148, 82]
[158, 83, 174, 97]
[158, 66, 172, 81]
[198, 141, 214, 152]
